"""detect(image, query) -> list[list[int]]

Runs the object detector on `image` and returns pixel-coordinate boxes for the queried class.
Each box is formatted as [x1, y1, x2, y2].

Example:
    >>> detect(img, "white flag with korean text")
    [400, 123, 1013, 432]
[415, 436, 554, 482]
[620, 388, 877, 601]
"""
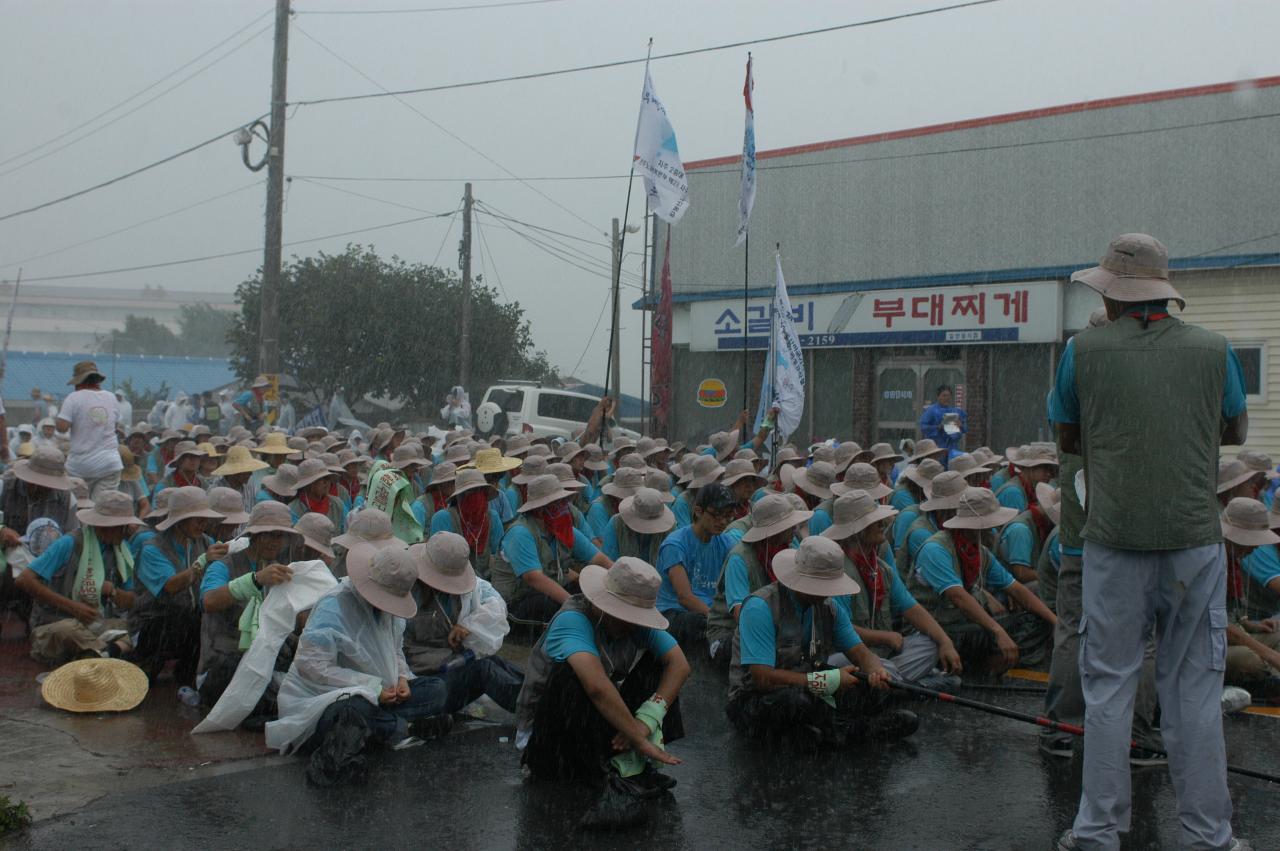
[633, 65, 690, 224]
[735, 55, 756, 247]
[754, 253, 806, 441]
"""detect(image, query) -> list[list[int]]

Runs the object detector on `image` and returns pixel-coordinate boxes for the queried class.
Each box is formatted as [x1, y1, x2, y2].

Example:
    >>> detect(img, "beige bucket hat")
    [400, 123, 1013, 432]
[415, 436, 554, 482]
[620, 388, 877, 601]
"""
[547, 462, 586, 491]
[583, 443, 610, 472]
[391, 444, 428, 472]
[427, 461, 458, 487]
[14, 446, 72, 491]
[244, 500, 298, 537]
[1035, 482, 1062, 526]
[1236, 449, 1279, 479]
[294, 512, 336, 558]
[410, 531, 476, 596]
[557, 441, 587, 464]
[1221, 497, 1280, 547]
[294, 458, 336, 491]
[641, 438, 670, 460]
[156, 486, 224, 531]
[286, 436, 308, 462]
[76, 490, 145, 528]
[451, 467, 497, 500]
[251, 374, 271, 389]
[821, 491, 898, 542]
[971, 447, 1004, 467]
[118, 444, 142, 483]
[607, 436, 636, 459]
[642, 469, 675, 501]
[465, 447, 521, 475]
[905, 458, 946, 492]
[511, 455, 549, 485]
[721, 458, 766, 488]
[948, 453, 991, 478]
[171, 440, 205, 464]
[909, 439, 948, 463]
[740, 493, 813, 543]
[319, 452, 347, 476]
[262, 464, 300, 498]
[619, 488, 677, 535]
[832, 462, 892, 500]
[710, 430, 740, 462]
[445, 443, 472, 465]
[526, 444, 553, 459]
[145, 488, 173, 520]
[603, 467, 646, 499]
[332, 508, 399, 551]
[833, 442, 862, 473]
[1014, 444, 1058, 469]
[809, 444, 835, 466]
[69, 477, 92, 510]
[347, 542, 417, 619]
[1071, 233, 1185, 310]
[687, 455, 725, 489]
[42, 658, 148, 713]
[518, 474, 575, 513]
[867, 443, 904, 465]
[773, 536, 860, 598]
[792, 461, 838, 500]
[208, 487, 251, 526]
[1217, 459, 1256, 494]
[504, 435, 532, 458]
[919, 471, 969, 511]
[772, 445, 803, 471]
[67, 360, 106, 386]
[942, 487, 1018, 530]
[579, 558, 668, 630]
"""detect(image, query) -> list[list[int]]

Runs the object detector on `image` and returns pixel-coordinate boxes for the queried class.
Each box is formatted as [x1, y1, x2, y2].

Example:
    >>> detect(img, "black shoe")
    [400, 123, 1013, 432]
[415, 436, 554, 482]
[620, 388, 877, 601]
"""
[409, 714, 454, 740]
[866, 709, 919, 741]
[632, 764, 677, 793]
[915, 672, 962, 694]
[1129, 746, 1168, 767]
[579, 771, 653, 830]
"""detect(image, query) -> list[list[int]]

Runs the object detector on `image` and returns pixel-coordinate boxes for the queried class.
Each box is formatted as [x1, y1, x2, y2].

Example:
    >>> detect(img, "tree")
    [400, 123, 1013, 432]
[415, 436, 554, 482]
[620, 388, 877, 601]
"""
[95, 316, 179, 355]
[228, 245, 559, 412]
[177, 303, 235, 357]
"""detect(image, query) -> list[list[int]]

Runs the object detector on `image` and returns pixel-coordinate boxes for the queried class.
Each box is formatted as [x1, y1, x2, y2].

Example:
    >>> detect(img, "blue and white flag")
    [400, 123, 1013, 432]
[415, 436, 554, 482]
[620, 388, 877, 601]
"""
[754, 253, 806, 442]
[735, 54, 756, 247]
[633, 65, 690, 224]
[297, 405, 327, 432]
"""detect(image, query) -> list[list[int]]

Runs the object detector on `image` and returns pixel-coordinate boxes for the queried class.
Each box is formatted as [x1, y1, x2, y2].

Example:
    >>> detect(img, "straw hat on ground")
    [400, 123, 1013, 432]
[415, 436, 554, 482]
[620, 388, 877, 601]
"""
[212, 445, 269, 478]
[821, 491, 898, 542]
[518, 474, 574, 513]
[741, 494, 813, 543]
[773, 536, 860, 598]
[294, 512, 336, 559]
[579, 558, 668, 630]
[1220, 498, 1280, 547]
[410, 531, 476, 596]
[618, 488, 676, 535]
[156, 487, 224, 531]
[919, 471, 968, 511]
[832, 463, 892, 500]
[347, 543, 417, 619]
[208, 487, 251, 526]
[333, 509, 399, 552]
[42, 658, 148, 713]
[943, 487, 1018, 530]
[792, 461, 838, 500]
[76, 490, 144, 528]
[244, 501, 299, 537]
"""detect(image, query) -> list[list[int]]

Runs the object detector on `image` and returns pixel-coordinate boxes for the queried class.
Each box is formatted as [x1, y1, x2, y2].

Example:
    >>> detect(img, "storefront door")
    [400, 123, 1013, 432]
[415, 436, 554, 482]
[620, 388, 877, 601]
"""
[874, 362, 965, 446]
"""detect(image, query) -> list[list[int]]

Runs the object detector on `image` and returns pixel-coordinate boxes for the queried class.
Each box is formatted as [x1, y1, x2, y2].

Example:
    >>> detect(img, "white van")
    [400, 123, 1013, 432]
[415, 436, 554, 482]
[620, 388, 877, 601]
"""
[475, 383, 640, 441]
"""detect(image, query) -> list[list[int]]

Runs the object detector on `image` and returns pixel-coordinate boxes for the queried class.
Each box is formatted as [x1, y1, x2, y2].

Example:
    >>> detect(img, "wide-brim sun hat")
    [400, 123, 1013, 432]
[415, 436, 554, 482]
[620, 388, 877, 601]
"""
[1071, 233, 1185, 310]
[245, 501, 301, 537]
[821, 491, 898, 541]
[943, 487, 1019, 530]
[603, 468, 646, 500]
[1236, 448, 1280, 480]
[451, 468, 498, 500]
[208, 487, 252, 526]
[1035, 482, 1062, 526]
[773, 536, 860, 597]
[42, 658, 149, 713]
[792, 462, 837, 500]
[252, 433, 294, 457]
[293, 458, 336, 491]
[261, 464, 300, 498]
[1221, 497, 1280, 547]
[919, 471, 969, 511]
[905, 458, 946, 492]
[76, 490, 145, 527]
[867, 443, 904, 465]
[579, 560, 668, 630]
[293, 512, 336, 558]
[410, 532, 477, 596]
[67, 360, 106, 386]
[618, 489, 677, 535]
[1217, 459, 1256, 494]
[721, 458, 766, 488]
[332, 509, 400, 552]
[831, 463, 892, 500]
[347, 542, 418, 619]
[464, 447, 522, 475]
[741, 493, 813, 543]
[518, 474, 575, 513]
[909, 438, 948, 463]
[1014, 445, 1059, 469]
[156, 486, 225, 531]
[687, 456, 725, 489]
[14, 446, 72, 491]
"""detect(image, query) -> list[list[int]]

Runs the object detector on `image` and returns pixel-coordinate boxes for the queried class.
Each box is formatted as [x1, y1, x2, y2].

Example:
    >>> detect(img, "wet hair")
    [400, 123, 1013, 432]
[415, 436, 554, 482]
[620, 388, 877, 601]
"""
[936, 385, 953, 397]
[695, 483, 737, 512]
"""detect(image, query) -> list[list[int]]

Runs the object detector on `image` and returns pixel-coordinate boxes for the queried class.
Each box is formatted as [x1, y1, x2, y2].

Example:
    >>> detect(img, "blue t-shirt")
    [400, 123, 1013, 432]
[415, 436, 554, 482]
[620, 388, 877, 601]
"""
[129, 528, 157, 562]
[30, 533, 135, 591]
[430, 506, 504, 555]
[722, 542, 799, 613]
[1242, 543, 1280, 593]
[901, 514, 937, 574]
[833, 562, 919, 622]
[916, 539, 1016, 595]
[998, 521, 1036, 567]
[892, 506, 922, 553]
[1048, 334, 1248, 425]
[671, 493, 693, 528]
[136, 533, 205, 598]
[995, 480, 1028, 513]
[809, 507, 832, 537]
[890, 487, 916, 511]
[543, 608, 676, 661]
[655, 525, 732, 612]
[919, 402, 967, 450]
[738, 590, 862, 666]
[586, 498, 614, 539]
[199, 554, 259, 609]
[504, 486, 520, 516]
[500, 522, 599, 578]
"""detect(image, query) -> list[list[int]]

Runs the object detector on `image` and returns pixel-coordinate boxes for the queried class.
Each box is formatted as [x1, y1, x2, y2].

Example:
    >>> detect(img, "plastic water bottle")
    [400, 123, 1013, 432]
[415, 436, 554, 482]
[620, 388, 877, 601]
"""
[177, 686, 201, 707]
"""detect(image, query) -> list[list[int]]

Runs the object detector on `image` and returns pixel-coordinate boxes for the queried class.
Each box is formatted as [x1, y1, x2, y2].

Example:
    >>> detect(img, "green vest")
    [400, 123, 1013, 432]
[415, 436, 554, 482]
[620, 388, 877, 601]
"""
[728, 584, 837, 701]
[606, 514, 659, 563]
[724, 514, 753, 539]
[909, 530, 993, 628]
[490, 515, 577, 605]
[707, 541, 768, 645]
[1074, 317, 1227, 550]
[894, 512, 938, 578]
[1056, 451, 1085, 551]
[199, 549, 254, 673]
[841, 554, 894, 656]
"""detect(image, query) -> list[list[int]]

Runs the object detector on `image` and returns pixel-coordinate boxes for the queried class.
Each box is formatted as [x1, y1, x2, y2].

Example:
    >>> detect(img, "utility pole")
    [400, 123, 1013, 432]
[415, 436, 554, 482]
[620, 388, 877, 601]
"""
[257, 0, 290, 379]
[459, 182, 474, 390]
[609, 217, 621, 402]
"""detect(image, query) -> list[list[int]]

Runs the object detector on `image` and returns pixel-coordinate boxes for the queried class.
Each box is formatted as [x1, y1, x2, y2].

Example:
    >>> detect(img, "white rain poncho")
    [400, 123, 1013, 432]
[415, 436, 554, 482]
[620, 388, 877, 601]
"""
[453, 577, 510, 659]
[192, 559, 335, 735]
[264, 578, 413, 754]
[440, 386, 472, 430]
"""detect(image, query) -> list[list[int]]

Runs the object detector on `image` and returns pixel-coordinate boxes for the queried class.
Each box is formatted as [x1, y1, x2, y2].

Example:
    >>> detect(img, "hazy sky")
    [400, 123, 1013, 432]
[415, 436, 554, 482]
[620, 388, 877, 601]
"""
[2, 0, 1278, 395]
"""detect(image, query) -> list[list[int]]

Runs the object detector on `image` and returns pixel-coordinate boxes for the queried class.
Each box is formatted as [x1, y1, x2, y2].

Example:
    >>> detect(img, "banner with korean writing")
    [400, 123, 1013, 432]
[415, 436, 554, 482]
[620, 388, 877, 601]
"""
[633, 65, 690, 224]
[752, 254, 805, 441]
[689, 281, 1062, 351]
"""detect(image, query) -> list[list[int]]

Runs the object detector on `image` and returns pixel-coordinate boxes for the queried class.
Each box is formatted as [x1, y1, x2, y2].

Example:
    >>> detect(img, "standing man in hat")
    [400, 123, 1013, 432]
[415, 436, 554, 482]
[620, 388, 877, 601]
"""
[56, 361, 123, 502]
[233, 376, 271, 432]
[16, 491, 143, 666]
[655, 483, 737, 647]
[404, 532, 523, 715]
[1052, 234, 1251, 851]
[919, 385, 967, 453]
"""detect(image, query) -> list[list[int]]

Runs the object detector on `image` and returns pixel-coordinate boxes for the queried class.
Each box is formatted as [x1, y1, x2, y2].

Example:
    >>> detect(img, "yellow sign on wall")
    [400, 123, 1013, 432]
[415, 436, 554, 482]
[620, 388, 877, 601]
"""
[697, 378, 727, 408]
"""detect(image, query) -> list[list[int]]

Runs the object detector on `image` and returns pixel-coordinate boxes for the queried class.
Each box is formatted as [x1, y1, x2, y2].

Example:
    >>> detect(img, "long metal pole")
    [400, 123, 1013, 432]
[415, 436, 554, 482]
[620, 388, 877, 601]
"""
[459, 182, 474, 389]
[639, 211, 650, 435]
[257, 0, 290, 377]
[609, 217, 622, 402]
[743, 233, 749, 411]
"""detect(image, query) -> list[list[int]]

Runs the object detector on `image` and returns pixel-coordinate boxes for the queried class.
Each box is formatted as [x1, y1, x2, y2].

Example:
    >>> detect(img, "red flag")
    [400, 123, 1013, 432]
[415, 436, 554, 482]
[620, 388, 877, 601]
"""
[650, 226, 674, 436]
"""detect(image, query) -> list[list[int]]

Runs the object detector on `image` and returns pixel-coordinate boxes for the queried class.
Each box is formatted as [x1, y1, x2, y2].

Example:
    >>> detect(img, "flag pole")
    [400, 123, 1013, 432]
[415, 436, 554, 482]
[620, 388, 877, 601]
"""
[742, 233, 749, 409]
[768, 244, 780, 466]
[1, 268, 22, 383]
[605, 37, 655, 408]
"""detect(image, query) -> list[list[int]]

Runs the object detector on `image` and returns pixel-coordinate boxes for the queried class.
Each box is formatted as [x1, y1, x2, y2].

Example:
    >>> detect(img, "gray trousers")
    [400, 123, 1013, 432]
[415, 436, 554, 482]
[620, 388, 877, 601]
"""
[1072, 542, 1231, 851]
[84, 469, 122, 502]
[829, 632, 939, 683]
[1043, 552, 1161, 749]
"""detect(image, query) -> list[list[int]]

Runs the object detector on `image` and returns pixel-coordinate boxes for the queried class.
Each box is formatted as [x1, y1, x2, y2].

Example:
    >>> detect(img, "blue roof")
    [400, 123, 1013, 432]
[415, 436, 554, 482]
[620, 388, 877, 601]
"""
[1, 351, 236, 403]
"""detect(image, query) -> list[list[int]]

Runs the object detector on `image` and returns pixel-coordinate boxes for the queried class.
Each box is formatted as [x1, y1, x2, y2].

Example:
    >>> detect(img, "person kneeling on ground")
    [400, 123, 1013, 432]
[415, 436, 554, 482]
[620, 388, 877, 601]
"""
[16, 491, 143, 667]
[199, 501, 299, 709]
[726, 535, 918, 748]
[1220, 497, 1280, 702]
[654, 483, 737, 647]
[821, 490, 962, 691]
[265, 541, 448, 784]
[910, 487, 1056, 674]
[516, 558, 690, 826]
[404, 531, 524, 717]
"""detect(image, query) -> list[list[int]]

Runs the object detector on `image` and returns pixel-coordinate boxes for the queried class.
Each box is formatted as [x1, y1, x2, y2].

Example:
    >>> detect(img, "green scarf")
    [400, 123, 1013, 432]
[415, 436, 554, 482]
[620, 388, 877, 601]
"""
[228, 564, 264, 650]
[75, 527, 135, 612]
[365, 461, 424, 544]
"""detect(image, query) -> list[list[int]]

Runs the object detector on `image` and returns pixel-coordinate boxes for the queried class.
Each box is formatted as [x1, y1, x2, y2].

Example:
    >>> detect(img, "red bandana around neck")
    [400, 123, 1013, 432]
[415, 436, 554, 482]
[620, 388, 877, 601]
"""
[754, 538, 790, 583]
[950, 530, 982, 589]
[431, 489, 450, 512]
[850, 543, 887, 614]
[1226, 550, 1245, 602]
[342, 475, 361, 500]
[538, 501, 576, 549]
[300, 489, 331, 517]
[457, 489, 491, 553]
[733, 500, 751, 520]
[1028, 503, 1055, 540]
[173, 470, 200, 488]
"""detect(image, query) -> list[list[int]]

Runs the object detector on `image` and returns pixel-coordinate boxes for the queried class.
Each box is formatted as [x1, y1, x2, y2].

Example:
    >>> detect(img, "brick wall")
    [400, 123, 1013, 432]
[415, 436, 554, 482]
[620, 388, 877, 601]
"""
[963, 346, 990, 449]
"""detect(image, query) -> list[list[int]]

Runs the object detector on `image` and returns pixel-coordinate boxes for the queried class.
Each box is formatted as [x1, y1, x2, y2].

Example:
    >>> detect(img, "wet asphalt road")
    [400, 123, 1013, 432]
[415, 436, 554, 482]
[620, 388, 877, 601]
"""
[8, 658, 1279, 851]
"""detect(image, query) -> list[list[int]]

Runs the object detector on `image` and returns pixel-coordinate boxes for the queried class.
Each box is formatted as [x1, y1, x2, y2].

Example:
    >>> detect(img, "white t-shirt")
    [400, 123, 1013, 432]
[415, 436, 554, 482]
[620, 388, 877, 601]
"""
[58, 389, 122, 479]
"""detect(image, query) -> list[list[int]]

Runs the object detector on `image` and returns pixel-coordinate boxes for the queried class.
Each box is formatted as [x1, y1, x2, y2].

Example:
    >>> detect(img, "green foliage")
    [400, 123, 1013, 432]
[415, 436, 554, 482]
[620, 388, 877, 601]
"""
[0, 795, 32, 834]
[229, 245, 559, 410]
[116, 378, 171, 412]
[95, 316, 179, 356]
[177, 302, 235, 357]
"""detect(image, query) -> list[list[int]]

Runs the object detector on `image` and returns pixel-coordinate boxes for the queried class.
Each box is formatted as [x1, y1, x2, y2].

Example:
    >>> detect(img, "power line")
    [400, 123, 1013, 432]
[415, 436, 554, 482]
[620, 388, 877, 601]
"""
[0, 114, 267, 224]
[567, 291, 613, 380]
[476, 204, 639, 286]
[293, 24, 601, 234]
[483, 210, 644, 289]
[291, 175, 446, 214]
[299, 0, 561, 15]
[291, 172, 631, 183]
[473, 212, 509, 300]
[475, 200, 609, 246]
[0, 179, 265, 270]
[10, 211, 456, 283]
[291, 0, 1002, 107]
[0, 8, 273, 170]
